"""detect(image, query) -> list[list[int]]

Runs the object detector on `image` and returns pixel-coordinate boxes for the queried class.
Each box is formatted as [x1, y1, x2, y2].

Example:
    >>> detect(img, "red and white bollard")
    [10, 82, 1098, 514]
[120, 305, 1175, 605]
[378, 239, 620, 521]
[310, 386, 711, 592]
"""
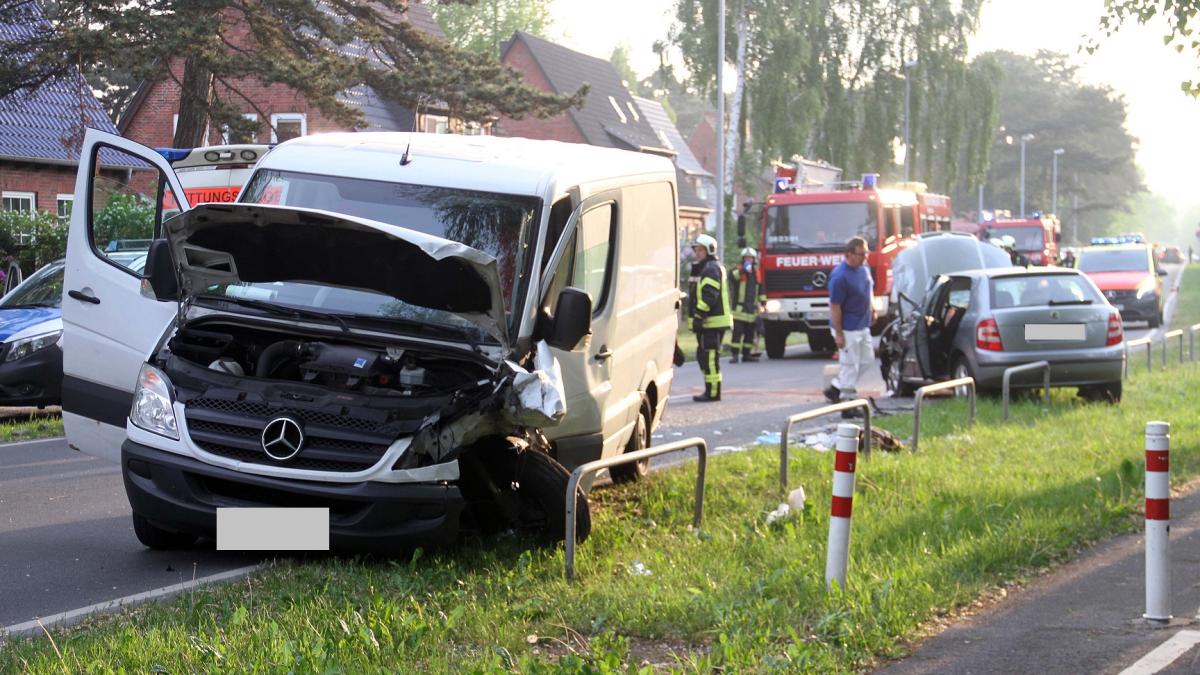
[1145, 421, 1171, 623]
[825, 423, 860, 591]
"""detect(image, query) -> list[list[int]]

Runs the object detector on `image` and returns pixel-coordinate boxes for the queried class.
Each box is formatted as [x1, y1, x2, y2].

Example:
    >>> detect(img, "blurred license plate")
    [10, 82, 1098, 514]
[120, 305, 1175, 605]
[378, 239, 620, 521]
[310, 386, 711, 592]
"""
[1025, 323, 1085, 341]
[807, 311, 830, 321]
[217, 508, 329, 550]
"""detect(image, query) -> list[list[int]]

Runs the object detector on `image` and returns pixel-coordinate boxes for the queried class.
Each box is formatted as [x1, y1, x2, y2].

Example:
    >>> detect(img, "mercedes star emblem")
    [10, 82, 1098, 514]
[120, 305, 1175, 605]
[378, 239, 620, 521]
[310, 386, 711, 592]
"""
[261, 416, 305, 461]
[812, 271, 829, 288]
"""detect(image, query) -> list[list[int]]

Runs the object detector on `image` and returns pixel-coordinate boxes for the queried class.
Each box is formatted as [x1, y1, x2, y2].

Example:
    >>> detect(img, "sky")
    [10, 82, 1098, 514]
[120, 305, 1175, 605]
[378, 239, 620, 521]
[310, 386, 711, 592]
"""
[547, 0, 1200, 215]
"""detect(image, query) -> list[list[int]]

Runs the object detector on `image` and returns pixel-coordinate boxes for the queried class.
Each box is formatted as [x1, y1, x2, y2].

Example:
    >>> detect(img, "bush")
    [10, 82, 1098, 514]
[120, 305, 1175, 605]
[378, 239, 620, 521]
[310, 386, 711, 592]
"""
[92, 191, 155, 246]
[0, 210, 67, 275]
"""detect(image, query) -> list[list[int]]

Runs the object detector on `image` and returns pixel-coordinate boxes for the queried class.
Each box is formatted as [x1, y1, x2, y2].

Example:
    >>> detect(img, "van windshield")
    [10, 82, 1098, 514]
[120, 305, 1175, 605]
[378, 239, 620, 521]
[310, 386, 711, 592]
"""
[238, 169, 541, 336]
[992, 226, 1044, 251]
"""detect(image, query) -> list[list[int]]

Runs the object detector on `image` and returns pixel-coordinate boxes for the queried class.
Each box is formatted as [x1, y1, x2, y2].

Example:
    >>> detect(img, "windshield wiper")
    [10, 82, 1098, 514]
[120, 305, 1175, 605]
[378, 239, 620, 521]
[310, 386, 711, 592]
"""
[1, 303, 57, 309]
[341, 313, 498, 344]
[196, 294, 350, 333]
[1048, 299, 1094, 306]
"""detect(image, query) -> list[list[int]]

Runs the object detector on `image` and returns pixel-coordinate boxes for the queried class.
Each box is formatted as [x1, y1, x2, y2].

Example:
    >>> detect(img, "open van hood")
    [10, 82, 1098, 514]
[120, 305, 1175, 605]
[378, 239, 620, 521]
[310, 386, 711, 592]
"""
[162, 203, 509, 348]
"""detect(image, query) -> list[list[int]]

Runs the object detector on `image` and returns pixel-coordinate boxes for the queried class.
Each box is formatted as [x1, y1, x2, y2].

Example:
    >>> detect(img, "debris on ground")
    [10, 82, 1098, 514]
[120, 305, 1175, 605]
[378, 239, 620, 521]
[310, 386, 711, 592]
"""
[787, 487, 806, 512]
[628, 561, 653, 576]
[765, 502, 791, 525]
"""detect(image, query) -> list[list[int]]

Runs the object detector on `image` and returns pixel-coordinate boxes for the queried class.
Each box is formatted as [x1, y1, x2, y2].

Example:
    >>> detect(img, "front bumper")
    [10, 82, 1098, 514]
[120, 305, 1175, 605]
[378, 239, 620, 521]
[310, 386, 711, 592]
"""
[122, 439, 464, 550]
[973, 345, 1125, 388]
[0, 344, 61, 406]
[1112, 293, 1160, 322]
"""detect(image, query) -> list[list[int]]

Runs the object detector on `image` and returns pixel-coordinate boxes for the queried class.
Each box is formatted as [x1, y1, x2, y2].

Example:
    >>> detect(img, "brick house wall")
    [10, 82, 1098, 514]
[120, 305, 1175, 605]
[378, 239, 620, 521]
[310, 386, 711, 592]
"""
[493, 39, 587, 144]
[0, 161, 79, 218]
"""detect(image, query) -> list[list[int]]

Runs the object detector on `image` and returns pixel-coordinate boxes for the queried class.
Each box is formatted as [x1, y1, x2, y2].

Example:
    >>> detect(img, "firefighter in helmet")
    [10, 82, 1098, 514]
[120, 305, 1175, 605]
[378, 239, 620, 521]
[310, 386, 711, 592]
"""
[729, 247, 765, 363]
[688, 233, 732, 402]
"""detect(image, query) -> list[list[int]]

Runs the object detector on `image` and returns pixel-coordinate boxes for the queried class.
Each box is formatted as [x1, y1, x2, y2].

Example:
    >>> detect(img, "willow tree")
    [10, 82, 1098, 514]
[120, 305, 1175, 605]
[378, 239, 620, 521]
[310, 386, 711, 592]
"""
[1097, 0, 1200, 95]
[672, 0, 1001, 197]
[0, 0, 582, 147]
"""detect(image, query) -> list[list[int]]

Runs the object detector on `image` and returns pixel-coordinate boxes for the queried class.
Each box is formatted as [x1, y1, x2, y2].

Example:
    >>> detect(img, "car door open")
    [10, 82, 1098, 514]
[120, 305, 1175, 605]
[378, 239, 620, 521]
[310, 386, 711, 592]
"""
[62, 129, 190, 462]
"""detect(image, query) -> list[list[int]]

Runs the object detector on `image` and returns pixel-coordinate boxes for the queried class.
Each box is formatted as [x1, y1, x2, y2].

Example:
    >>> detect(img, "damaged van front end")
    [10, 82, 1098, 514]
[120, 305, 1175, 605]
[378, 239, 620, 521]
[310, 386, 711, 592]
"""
[124, 203, 591, 550]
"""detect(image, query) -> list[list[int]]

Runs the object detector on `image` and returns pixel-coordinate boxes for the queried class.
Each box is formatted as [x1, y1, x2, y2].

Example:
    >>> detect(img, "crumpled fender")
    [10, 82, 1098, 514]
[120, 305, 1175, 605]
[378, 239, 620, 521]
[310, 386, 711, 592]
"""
[503, 340, 567, 427]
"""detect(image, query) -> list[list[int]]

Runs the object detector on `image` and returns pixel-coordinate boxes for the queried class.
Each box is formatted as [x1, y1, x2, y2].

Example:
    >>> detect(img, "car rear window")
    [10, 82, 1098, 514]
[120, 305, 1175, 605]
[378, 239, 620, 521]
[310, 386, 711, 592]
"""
[990, 274, 1103, 308]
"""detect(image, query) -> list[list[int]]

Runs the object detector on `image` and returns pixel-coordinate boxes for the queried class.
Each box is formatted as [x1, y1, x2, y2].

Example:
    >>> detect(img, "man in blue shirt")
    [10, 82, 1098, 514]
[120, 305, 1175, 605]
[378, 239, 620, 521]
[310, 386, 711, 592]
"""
[823, 236, 875, 416]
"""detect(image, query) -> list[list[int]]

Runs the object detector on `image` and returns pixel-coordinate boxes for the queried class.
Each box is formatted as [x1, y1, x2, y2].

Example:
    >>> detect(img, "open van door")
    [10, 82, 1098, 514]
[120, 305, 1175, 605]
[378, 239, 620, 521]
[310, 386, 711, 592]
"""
[62, 130, 189, 462]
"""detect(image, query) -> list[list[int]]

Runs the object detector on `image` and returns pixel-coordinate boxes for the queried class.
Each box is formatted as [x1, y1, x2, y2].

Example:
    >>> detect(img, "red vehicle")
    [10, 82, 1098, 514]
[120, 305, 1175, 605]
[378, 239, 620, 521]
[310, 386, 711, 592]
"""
[984, 216, 1061, 265]
[748, 172, 951, 358]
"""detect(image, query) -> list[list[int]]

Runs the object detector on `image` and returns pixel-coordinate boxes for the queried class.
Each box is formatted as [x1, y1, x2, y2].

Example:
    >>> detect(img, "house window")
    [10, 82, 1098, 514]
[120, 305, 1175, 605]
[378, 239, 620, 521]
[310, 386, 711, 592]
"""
[270, 113, 307, 142]
[608, 96, 628, 123]
[463, 121, 484, 136]
[56, 194, 73, 223]
[222, 113, 259, 144]
[1, 191, 35, 213]
[422, 114, 450, 134]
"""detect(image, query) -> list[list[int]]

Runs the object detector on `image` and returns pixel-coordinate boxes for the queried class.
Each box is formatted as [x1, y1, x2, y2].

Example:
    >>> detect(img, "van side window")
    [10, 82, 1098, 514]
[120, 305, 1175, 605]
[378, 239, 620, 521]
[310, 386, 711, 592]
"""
[883, 207, 899, 243]
[573, 204, 615, 312]
[88, 145, 185, 276]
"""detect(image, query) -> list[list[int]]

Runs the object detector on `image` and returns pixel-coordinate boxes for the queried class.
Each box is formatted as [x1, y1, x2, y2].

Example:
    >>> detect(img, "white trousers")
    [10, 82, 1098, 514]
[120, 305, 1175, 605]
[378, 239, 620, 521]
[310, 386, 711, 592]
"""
[832, 328, 874, 398]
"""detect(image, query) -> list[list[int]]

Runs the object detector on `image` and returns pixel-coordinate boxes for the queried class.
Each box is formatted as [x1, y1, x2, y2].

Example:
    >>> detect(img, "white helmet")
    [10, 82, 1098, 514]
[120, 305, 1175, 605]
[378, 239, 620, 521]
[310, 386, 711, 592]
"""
[740, 247, 758, 260]
[692, 233, 718, 255]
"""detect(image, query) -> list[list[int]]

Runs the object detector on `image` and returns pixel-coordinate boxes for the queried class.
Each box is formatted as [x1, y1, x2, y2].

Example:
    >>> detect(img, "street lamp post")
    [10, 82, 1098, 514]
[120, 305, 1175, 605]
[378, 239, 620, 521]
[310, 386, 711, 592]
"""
[715, 0, 726, 255]
[1019, 133, 1035, 218]
[903, 59, 918, 183]
[1051, 148, 1065, 217]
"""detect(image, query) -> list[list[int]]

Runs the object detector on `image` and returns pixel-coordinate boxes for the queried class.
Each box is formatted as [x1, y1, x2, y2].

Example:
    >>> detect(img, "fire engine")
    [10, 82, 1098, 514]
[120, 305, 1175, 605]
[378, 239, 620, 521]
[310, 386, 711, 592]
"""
[744, 168, 951, 358]
[982, 215, 1061, 265]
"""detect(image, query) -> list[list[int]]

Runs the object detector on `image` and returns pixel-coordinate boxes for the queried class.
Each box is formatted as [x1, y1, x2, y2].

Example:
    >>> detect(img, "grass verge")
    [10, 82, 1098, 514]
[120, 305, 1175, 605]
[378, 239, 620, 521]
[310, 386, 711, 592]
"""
[0, 411, 62, 443]
[1169, 263, 1200, 330]
[675, 317, 807, 363]
[3, 369, 1198, 672]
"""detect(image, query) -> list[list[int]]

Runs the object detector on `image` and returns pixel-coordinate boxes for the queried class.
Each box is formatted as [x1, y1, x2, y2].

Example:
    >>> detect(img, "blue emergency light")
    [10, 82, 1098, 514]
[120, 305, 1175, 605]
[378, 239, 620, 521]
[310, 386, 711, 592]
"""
[774, 177, 791, 193]
[154, 148, 191, 162]
[861, 173, 878, 188]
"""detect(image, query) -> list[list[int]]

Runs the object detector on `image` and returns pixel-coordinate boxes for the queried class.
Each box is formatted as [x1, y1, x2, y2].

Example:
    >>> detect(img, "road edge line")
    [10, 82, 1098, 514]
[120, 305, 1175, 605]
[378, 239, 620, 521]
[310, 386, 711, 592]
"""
[1118, 629, 1200, 675]
[0, 563, 264, 639]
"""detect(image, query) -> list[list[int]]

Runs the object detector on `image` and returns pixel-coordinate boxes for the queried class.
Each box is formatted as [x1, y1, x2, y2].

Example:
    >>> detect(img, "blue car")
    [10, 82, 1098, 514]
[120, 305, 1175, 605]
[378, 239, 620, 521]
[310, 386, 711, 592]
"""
[0, 261, 66, 406]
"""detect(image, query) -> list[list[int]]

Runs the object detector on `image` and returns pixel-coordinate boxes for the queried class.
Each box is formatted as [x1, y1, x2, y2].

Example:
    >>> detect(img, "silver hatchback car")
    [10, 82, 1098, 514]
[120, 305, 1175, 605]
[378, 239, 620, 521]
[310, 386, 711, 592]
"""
[881, 267, 1126, 402]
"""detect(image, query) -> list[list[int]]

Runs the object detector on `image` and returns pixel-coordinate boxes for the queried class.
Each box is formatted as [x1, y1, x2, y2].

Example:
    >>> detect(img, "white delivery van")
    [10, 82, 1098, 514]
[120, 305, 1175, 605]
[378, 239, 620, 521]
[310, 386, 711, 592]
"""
[62, 130, 680, 550]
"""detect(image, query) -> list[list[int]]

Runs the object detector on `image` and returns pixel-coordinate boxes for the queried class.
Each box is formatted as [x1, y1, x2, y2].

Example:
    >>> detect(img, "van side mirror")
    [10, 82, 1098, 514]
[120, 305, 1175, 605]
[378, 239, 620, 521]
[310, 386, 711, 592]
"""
[545, 287, 592, 351]
[145, 239, 179, 301]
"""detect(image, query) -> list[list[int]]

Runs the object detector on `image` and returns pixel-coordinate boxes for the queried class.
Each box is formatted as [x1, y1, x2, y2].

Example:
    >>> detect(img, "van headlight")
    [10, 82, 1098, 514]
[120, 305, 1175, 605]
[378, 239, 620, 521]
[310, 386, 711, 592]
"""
[1136, 278, 1157, 299]
[5, 330, 62, 362]
[130, 364, 179, 440]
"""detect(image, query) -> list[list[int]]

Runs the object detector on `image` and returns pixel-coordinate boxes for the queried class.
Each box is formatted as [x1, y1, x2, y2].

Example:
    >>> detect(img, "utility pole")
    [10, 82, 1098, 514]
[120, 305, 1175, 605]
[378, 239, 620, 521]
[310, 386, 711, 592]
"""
[903, 59, 918, 182]
[1052, 148, 1065, 216]
[1072, 173, 1079, 244]
[1019, 133, 1035, 218]
[716, 0, 726, 255]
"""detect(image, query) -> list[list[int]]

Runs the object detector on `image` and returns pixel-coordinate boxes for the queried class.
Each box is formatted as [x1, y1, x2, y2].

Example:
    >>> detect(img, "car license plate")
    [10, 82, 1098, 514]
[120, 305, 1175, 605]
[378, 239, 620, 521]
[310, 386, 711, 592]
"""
[1025, 323, 1085, 341]
[217, 507, 329, 550]
[807, 311, 830, 321]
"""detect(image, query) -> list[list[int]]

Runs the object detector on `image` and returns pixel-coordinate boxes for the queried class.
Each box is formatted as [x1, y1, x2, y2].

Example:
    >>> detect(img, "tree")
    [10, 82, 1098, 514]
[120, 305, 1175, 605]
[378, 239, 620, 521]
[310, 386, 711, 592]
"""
[1097, 0, 1200, 95]
[429, 0, 552, 57]
[973, 51, 1142, 244]
[671, 0, 1000, 199]
[610, 44, 639, 90]
[0, 0, 582, 147]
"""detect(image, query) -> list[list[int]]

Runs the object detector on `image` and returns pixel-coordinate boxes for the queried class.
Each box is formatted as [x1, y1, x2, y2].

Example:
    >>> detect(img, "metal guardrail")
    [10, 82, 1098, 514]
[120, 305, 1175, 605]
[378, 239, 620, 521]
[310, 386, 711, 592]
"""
[779, 399, 871, 496]
[1125, 337, 1153, 377]
[1163, 329, 1184, 366]
[564, 437, 707, 581]
[913, 377, 976, 453]
[1002, 361, 1050, 421]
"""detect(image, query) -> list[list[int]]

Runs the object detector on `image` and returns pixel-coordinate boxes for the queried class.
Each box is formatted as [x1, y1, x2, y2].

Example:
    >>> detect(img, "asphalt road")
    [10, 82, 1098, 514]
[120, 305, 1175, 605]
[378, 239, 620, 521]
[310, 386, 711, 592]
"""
[0, 263, 1181, 632]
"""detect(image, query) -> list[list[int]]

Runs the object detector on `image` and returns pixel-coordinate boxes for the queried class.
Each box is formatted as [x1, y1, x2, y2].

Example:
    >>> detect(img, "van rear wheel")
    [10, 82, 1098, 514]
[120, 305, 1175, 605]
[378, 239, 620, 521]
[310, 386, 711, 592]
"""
[610, 406, 651, 483]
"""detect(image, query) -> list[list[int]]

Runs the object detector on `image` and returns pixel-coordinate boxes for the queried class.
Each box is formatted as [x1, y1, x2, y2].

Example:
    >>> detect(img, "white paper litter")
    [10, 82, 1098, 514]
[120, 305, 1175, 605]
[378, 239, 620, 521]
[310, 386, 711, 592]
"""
[787, 487, 806, 512]
[629, 561, 653, 576]
[765, 503, 791, 524]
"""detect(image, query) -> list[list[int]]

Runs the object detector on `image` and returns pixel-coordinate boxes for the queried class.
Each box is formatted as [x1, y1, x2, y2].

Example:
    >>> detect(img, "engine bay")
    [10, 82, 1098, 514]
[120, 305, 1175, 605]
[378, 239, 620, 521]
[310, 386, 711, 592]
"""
[165, 320, 494, 398]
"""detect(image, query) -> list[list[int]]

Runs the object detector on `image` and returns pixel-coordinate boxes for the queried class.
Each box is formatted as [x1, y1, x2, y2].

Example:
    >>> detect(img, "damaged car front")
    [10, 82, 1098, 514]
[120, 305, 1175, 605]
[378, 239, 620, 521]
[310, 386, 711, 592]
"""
[124, 202, 591, 551]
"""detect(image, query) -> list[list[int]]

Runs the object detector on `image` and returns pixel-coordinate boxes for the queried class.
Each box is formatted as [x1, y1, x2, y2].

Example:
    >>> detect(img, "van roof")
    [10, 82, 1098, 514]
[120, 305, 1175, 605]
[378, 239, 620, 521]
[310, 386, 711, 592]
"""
[254, 132, 677, 197]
